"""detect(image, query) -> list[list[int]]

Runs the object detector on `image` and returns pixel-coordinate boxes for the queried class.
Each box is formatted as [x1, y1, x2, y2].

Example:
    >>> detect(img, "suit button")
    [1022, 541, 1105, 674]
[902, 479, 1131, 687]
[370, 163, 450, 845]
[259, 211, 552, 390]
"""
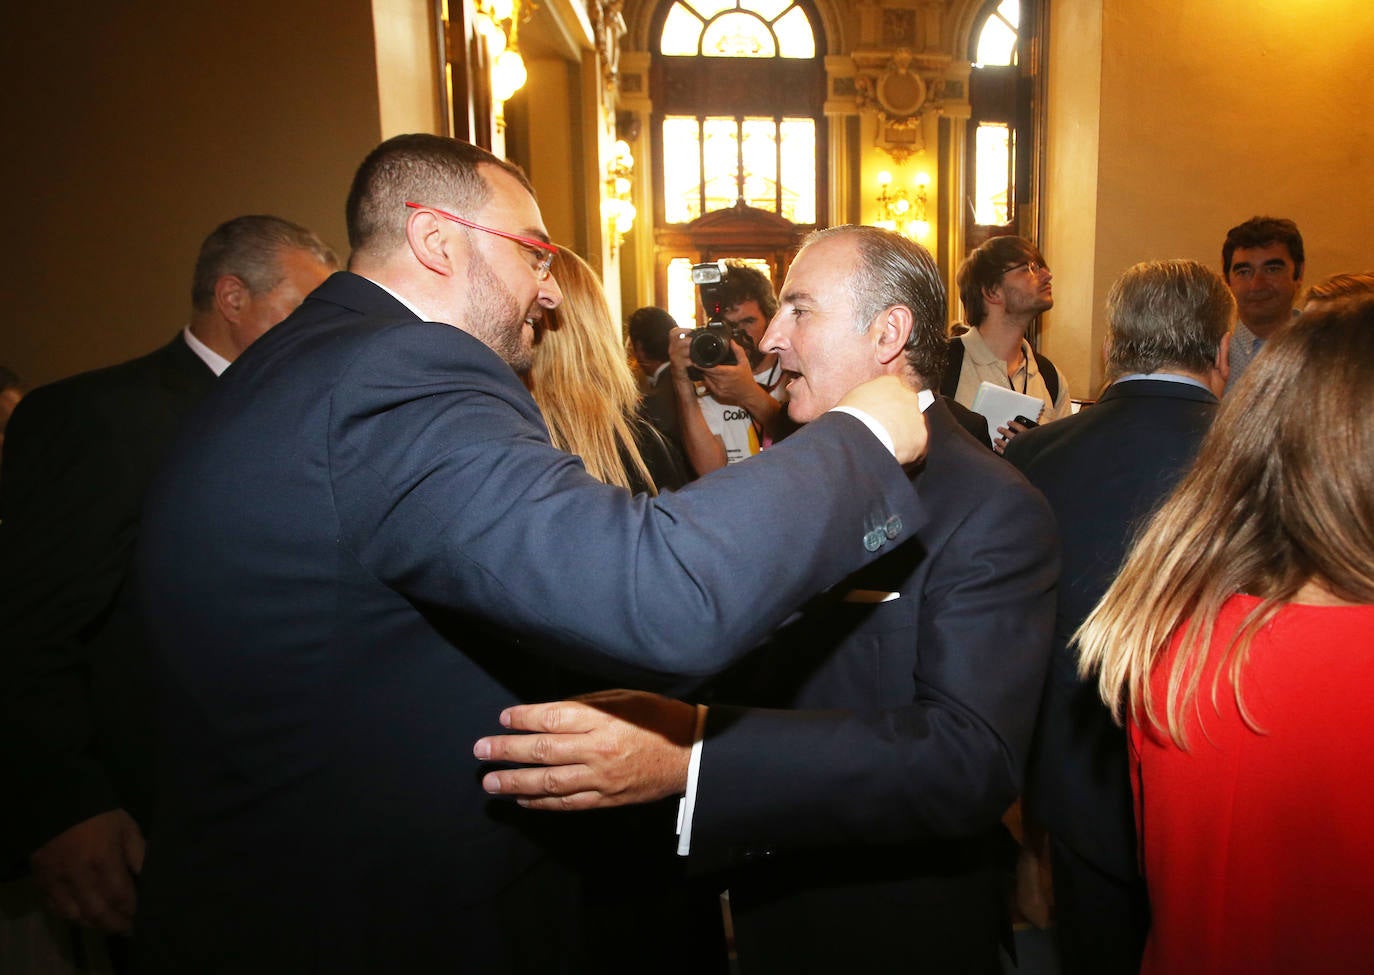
[864, 529, 884, 552]
[884, 515, 902, 539]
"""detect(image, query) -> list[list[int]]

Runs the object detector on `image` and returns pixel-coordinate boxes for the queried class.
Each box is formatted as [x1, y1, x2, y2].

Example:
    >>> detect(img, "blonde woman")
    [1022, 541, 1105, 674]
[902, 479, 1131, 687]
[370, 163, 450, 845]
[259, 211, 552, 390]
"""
[528, 248, 688, 494]
[1077, 293, 1374, 974]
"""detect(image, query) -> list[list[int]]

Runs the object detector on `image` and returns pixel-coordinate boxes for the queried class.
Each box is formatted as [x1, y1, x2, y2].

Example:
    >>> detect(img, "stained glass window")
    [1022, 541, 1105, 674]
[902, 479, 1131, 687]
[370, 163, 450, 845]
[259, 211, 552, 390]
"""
[969, 0, 1020, 229]
[659, 1, 814, 60]
[658, 2, 817, 224]
[661, 115, 816, 223]
[973, 123, 1011, 225]
[975, 0, 1019, 66]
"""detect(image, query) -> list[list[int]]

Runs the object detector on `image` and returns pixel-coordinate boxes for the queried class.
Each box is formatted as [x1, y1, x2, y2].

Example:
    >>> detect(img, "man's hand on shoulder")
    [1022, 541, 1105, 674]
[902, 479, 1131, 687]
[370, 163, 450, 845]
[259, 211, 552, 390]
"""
[836, 375, 930, 465]
[474, 689, 698, 810]
[30, 808, 145, 934]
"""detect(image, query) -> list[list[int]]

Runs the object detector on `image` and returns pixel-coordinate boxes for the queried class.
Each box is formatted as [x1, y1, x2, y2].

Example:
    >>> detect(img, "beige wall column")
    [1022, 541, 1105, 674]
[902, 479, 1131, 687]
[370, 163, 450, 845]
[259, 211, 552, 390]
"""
[615, 51, 655, 318]
[1043, 0, 1374, 399]
[824, 55, 859, 227]
[1041, 0, 1104, 397]
[371, 0, 444, 137]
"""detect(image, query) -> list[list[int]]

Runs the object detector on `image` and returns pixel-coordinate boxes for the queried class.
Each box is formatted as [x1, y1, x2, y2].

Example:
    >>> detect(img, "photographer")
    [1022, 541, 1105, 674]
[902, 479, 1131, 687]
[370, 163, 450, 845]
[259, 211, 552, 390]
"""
[669, 261, 792, 475]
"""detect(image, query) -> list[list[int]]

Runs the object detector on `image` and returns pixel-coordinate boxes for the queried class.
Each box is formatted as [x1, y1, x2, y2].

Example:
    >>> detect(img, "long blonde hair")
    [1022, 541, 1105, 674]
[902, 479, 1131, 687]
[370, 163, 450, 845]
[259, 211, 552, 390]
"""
[529, 248, 657, 494]
[1076, 294, 1374, 747]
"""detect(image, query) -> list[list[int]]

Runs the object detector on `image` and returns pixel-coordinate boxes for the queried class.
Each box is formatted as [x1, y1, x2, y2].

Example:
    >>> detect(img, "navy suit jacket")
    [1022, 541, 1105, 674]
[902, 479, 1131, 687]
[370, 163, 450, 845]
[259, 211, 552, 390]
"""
[0, 335, 215, 871]
[690, 400, 1058, 970]
[1005, 378, 1218, 879]
[134, 272, 923, 973]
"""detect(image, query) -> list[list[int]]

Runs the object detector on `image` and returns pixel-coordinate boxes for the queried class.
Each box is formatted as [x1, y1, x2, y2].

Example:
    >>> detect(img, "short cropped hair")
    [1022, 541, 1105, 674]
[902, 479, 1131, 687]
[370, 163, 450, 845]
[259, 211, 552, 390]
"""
[956, 235, 1044, 327]
[345, 134, 534, 261]
[190, 216, 337, 312]
[1222, 216, 1304, 278]
[626, 306, 677, 361]
[1104, 260, 1234, 380]
[717, 261, 779, 321]
[1305, 271, 1374, 306]
[805, 225, 948, 389]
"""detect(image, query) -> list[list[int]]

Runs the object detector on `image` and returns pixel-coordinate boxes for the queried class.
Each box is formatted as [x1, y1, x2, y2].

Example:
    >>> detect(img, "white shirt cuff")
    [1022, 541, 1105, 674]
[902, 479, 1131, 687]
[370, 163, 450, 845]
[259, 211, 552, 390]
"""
[675, 704, 708, 856]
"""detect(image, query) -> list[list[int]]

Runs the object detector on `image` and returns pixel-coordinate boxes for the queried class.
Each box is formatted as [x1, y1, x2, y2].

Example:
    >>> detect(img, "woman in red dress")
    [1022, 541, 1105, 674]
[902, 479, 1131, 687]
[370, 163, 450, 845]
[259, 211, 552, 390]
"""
[1077, 293, 1374, 974]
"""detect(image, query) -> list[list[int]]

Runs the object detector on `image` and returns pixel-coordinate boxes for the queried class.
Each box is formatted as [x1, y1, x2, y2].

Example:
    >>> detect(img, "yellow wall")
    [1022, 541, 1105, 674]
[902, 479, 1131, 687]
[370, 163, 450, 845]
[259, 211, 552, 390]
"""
[372, 0, 444, 138]
[3, 1, 387, 386]
[1044, 0, 1374, 396]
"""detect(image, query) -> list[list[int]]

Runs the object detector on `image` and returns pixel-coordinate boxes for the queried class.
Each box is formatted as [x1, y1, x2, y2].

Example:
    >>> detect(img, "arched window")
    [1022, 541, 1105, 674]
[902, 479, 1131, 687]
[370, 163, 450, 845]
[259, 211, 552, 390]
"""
[651, 1, 826, 323]
[967, 0, 1036, 238]
[655, 1, 822, 224]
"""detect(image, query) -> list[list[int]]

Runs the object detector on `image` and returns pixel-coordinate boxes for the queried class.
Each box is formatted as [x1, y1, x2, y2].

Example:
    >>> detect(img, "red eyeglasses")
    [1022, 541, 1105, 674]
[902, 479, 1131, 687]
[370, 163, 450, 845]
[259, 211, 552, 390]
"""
[404, 201, 558, 280]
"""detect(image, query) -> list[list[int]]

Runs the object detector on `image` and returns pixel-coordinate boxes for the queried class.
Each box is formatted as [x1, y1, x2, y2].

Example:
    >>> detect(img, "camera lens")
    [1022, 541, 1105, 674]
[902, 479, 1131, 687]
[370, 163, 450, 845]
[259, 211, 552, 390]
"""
[689, 329, 733, 369]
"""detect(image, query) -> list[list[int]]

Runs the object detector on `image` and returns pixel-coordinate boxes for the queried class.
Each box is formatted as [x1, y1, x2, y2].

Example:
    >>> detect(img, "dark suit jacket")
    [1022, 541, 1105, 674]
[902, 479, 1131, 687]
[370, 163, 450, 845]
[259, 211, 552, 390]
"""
[0, 334, 215, 870]
[1004, 378, 1218, 880]
[690, 400, 1059, 972]
[133, 271, 923, 973]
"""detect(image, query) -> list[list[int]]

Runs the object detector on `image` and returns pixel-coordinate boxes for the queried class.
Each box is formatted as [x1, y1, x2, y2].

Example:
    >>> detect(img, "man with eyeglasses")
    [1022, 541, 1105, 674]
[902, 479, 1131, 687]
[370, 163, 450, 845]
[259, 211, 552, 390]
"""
[133, 134, 931, 973]
[945, 235, 1073, 452]
[475, 226, 1058, 974]
[1221, 215, 1304, 394]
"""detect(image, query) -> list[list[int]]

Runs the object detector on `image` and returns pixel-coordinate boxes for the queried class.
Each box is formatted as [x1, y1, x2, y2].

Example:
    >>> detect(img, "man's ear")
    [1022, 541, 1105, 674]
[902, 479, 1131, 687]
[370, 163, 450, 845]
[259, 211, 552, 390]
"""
[1215, 331, 1232, 385]
[405, 208, 457, 276]
[213, 274, 249, 325]
[873, 304, 914, 367]
[983, 283, 1005, 309]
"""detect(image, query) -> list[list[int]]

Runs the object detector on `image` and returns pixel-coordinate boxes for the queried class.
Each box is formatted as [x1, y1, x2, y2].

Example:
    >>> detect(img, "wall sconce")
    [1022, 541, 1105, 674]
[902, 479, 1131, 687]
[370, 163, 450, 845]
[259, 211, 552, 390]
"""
[601, 139, 636, 252]
[478, 0, 527, 103]
[875, 170, 932, 241]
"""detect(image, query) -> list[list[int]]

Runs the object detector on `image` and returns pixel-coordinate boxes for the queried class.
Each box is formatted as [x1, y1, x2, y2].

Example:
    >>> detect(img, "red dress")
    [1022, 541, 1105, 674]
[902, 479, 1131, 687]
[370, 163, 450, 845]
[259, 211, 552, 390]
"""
[1130, 595, 1374, 974]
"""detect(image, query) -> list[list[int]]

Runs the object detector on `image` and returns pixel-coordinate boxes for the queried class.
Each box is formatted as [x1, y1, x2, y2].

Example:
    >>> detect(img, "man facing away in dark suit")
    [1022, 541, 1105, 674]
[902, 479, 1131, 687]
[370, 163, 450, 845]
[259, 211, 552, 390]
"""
[478, 225, 1059, 974]
[0, 216, 337, 955]
[1003, 259, 1233, 975]
[132, 135, 932, 973]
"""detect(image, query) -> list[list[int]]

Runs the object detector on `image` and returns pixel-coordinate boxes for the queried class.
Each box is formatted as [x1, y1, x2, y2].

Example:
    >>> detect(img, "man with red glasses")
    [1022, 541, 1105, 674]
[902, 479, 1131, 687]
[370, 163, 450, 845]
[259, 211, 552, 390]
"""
[134, 134, 931, 973]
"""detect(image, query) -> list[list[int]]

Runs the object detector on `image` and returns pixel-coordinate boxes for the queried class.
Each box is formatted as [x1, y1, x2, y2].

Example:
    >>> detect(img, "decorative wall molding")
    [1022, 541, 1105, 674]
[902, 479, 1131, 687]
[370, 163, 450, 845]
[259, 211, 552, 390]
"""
[847, 47, 958, 163]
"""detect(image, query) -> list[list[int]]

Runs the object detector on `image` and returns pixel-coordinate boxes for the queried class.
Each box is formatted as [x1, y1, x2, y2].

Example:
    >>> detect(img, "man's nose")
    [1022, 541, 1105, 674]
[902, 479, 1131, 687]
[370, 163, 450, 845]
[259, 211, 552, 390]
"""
[539, 273, 563, 308]
[760, 312, 788, 352]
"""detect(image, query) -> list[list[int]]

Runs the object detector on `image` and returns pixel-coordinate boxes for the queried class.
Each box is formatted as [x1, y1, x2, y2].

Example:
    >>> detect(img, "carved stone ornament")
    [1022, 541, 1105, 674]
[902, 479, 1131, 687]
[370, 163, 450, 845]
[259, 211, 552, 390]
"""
[854, 48, 945, 164]
[588, 0, 627, 94]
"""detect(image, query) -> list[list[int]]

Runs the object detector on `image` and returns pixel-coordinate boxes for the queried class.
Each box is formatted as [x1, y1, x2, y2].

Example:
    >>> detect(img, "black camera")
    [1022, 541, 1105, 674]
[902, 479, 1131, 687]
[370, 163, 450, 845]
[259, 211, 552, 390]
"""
[689, 321, 742, 370]
[688, 261, 742, 373]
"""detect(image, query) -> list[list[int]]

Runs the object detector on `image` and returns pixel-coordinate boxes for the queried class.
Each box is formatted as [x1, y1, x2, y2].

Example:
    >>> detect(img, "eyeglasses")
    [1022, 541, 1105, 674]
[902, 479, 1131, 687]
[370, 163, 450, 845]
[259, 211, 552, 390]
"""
[1002, 260, 1050, 278]
[404, 201, 558, 280]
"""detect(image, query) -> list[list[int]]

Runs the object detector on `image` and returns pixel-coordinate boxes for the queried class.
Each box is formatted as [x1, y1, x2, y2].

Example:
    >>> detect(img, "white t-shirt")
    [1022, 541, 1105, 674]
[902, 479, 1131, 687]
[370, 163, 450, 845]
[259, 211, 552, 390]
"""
[697, 360, 787, 465]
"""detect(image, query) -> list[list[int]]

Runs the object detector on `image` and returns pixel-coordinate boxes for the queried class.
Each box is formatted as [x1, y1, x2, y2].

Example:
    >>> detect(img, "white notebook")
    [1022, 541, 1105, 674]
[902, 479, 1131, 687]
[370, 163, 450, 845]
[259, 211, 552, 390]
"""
[970, 382, 1044, 446]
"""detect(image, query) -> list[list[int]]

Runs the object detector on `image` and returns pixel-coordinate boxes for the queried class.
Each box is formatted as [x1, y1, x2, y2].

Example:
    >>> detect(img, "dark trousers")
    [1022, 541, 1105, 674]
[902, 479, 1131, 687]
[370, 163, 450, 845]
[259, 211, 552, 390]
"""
[1049, 835, 1149, 975]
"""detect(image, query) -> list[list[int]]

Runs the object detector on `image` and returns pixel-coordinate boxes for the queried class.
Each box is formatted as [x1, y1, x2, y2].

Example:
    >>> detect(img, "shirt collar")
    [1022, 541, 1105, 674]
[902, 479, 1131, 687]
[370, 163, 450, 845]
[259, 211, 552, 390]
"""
[358, 275, 428, 321]
[182, 325, 231, 376]
[1112, 372, 1210, 392]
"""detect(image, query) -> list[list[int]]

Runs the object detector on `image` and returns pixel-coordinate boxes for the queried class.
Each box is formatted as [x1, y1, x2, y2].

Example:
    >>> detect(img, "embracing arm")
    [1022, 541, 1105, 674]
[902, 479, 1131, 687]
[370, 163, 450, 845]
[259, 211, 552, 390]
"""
[476, 476, 1057, 854]
[689, 486, 1057, 852]
[329, 327, 928, 682]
